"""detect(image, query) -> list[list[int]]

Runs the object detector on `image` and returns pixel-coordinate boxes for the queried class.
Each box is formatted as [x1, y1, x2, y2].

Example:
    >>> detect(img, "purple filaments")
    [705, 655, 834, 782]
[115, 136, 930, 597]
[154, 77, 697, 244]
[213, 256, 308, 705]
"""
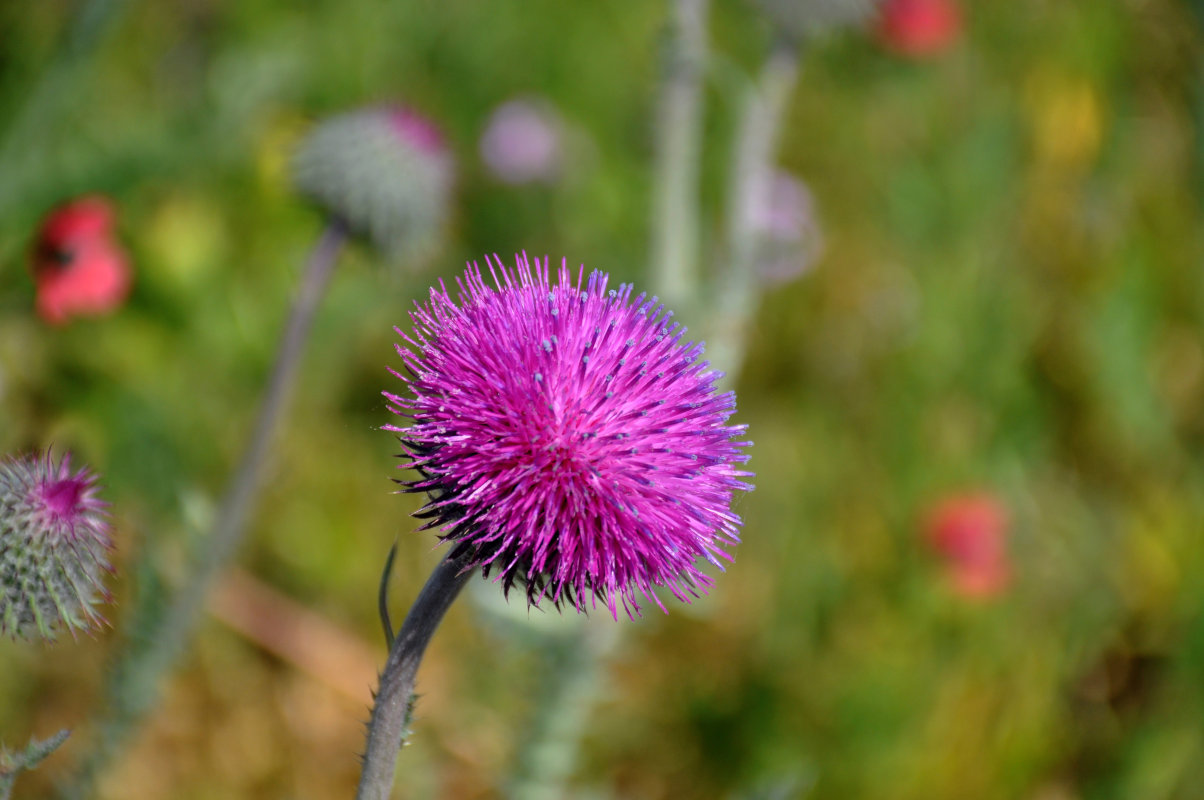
[384, 255, 753, 618]
[1, 451, 113, 638]
[28, 453, 108, 544]
[387, 107, 445, 154]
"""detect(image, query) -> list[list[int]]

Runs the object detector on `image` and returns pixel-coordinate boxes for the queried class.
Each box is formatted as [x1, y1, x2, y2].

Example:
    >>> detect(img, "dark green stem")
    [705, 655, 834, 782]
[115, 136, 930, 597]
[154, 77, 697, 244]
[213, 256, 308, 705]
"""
[356, 553, 475, 800]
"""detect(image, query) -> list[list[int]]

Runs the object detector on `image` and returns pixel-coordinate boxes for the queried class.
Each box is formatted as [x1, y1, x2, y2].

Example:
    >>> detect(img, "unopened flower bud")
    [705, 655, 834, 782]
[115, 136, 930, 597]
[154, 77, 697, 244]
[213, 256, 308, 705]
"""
[292, 107, 454, 264]
[0, 452, 113, 640]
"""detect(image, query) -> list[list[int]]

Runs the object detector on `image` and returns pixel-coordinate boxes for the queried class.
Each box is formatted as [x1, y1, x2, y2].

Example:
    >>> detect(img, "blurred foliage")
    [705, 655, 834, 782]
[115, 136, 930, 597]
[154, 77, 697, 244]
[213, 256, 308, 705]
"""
[2, 0, 1204, 798]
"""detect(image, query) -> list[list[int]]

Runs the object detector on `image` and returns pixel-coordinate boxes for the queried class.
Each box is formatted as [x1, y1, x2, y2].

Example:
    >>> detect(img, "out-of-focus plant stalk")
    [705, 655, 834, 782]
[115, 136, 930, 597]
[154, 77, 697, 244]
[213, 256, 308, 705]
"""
[357, 554, 474, 800]
[651, 0, 709, 313]
[504, 624, 619, 800]
[711, 40, 801, 386]
[508, 2, 714, 793]
[58, 221, 348, 798]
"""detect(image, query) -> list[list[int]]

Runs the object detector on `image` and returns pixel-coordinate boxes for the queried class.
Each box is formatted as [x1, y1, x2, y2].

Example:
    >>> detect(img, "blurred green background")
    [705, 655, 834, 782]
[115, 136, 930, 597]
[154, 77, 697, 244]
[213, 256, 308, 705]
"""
[3, 0, 1204, 798]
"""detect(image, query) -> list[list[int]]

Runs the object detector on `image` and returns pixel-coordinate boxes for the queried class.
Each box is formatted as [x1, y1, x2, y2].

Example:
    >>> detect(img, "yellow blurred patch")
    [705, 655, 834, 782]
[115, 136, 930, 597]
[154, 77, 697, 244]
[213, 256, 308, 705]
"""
[255, 112, 308, 196]
[1025, 71, 1104, 172]
[145, 194, 227, 288]
[1121, 501, 1185, 617]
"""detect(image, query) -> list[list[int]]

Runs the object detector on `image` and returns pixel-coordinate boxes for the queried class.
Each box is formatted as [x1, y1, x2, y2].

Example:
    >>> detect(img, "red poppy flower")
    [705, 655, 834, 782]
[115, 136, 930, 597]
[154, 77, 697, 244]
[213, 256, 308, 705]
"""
[879, 0, 961, 58]
[924, 492, 1010, 599]
[30, 196, 132, 325]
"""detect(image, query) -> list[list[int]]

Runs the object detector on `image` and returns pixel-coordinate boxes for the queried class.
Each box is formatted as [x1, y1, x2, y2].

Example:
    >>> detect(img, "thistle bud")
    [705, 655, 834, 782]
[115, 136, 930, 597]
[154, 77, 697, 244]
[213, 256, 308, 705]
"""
[0, 452, 113, 640]
[292, 106, 454, 264]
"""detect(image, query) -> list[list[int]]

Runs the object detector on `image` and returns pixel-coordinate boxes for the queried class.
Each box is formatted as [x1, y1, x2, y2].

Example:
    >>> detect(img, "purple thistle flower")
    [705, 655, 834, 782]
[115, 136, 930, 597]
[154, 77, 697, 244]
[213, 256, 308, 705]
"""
[384, 255, 753, 618]
[0, 451, 112, 640]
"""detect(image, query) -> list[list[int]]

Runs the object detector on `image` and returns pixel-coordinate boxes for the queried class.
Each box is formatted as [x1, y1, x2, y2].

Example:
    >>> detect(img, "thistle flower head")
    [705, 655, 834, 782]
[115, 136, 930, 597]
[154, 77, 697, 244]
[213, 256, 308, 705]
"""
[0, 451, 113, 639]
[292, 106, 453, 263]
[385, 255, 753, 618]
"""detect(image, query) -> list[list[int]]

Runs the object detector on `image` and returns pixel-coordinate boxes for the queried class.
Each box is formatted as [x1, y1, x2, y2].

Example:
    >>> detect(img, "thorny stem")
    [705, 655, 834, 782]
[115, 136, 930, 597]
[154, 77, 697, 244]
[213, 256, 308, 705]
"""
[356, 554, 475, 800]
[651, 0, 709, 314]
[710, 40, 801, 388]
[58, 221, 348, 798]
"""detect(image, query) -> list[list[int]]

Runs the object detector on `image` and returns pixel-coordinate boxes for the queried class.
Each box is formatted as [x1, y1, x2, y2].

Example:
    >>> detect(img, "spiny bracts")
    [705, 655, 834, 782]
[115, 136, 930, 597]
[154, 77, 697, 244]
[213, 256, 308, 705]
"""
[0, 451, 112, 640]
[292, 106, 453, 264]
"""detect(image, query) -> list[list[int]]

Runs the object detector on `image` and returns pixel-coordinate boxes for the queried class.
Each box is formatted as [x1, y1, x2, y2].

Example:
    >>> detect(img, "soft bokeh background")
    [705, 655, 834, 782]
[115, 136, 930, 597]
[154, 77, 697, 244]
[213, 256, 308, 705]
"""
[3, 0, 1204, 798]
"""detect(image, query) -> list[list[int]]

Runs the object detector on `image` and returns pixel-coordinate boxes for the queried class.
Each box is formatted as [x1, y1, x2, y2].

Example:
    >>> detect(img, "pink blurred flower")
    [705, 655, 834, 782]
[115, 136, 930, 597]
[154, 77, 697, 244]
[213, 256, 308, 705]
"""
[749, 171, 823, 286]
[924, 492, 1010, 599]
[878, 0, 961, 58]
[479, 99, 564, 185]
[29, 196, 132, 325]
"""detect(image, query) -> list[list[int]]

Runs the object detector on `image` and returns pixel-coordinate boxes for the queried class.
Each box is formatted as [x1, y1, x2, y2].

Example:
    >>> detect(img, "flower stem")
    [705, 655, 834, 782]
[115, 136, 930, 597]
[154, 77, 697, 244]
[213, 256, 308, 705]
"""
[710, 40, 801, 386]
[356, 553, 475, 800]
[58, 220, 348, 798]
[651, 0, 709, 314]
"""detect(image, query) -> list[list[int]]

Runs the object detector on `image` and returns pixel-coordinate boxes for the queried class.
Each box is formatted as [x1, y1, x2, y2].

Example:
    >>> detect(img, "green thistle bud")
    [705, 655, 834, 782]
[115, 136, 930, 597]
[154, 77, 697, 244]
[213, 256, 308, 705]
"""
[292, 106, 454, 265]
[0, 452, 113, 640]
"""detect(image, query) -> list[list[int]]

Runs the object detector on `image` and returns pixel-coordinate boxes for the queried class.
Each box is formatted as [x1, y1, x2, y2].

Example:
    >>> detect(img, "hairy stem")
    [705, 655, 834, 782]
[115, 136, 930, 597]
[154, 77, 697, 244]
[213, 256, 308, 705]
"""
[710, 40, 801, 386]
[651, 0, 709, 313]
[58, 221, 348, 798]
[356, 554, 475, 800]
